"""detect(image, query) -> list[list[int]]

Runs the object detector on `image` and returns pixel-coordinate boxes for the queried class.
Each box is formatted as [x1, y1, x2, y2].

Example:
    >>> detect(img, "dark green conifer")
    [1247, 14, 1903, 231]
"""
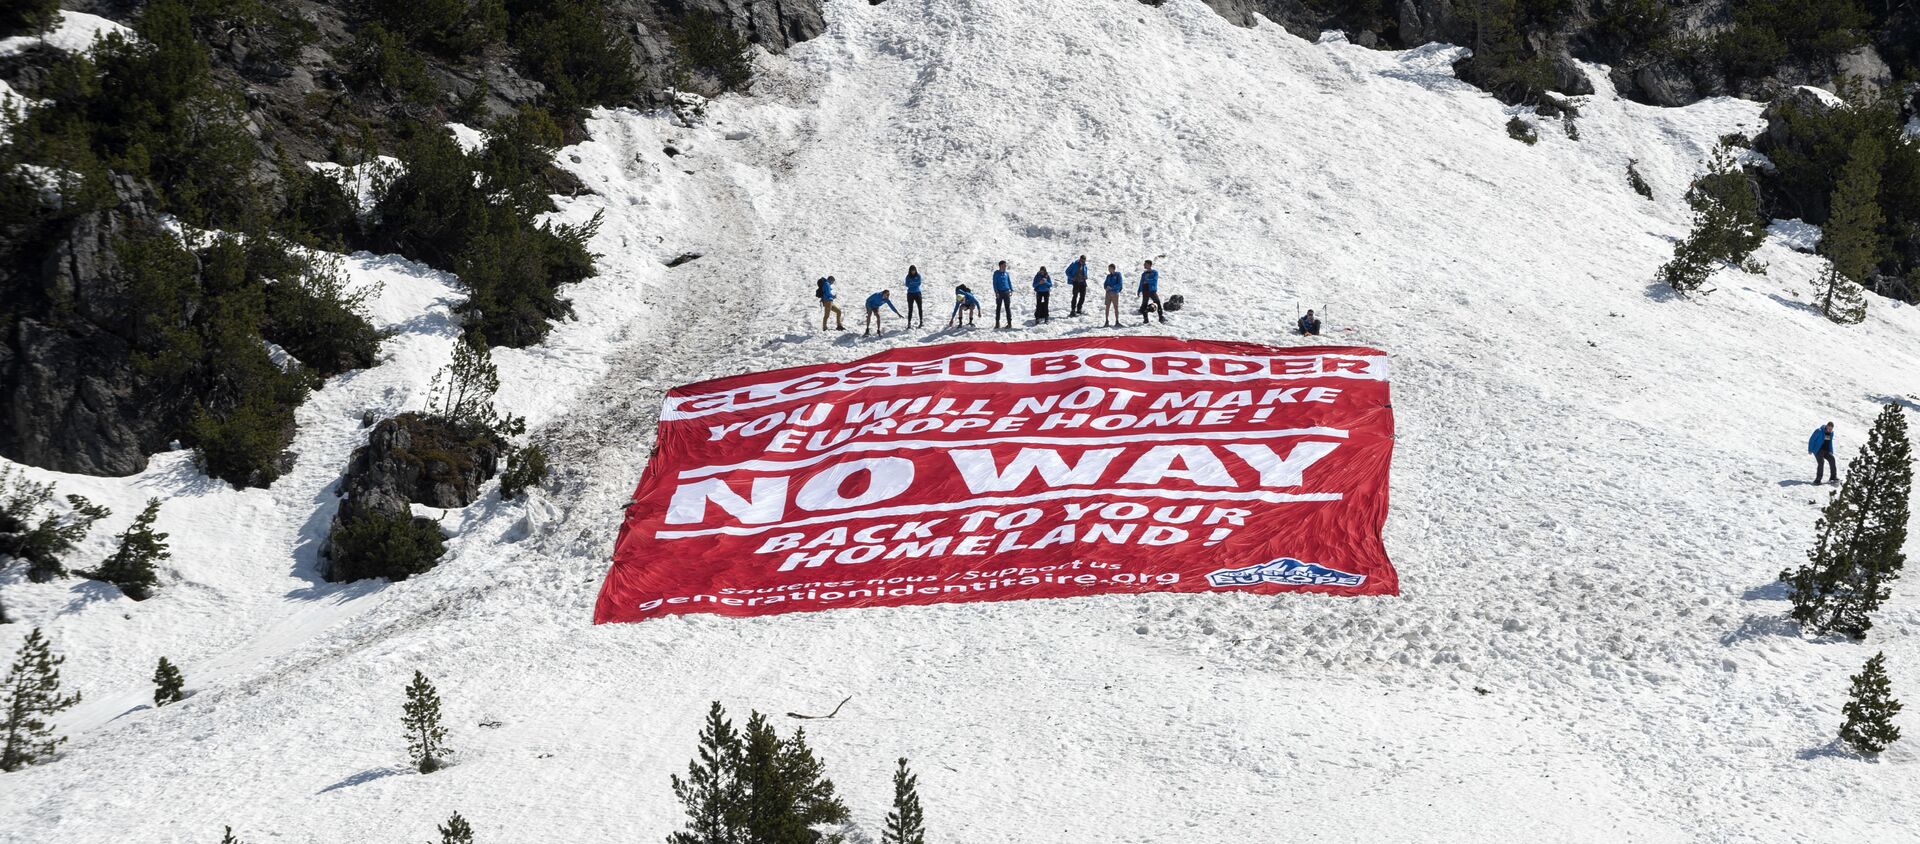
[438, 811, 475, 843]
[1, 627, 82, 772]
[153, 657, 186, 707]
[1782, 404, 1912, 638]
[881, 757, 927, 844]
[1840, 652, 1903, 755]
[84, 498, 169, 601]
[402, 670, 450, 773]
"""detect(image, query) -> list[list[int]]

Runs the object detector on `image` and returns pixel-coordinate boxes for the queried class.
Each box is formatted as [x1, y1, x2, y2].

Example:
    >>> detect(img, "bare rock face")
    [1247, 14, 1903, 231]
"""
[0, 177, 182, 476]
[333, 414, 507, 520]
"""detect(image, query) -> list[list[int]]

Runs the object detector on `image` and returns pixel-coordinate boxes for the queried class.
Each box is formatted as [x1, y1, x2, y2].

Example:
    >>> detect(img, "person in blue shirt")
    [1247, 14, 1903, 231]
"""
[1138, 260, 1165, 324]
[949, 284, 981, 327]
[1298, 309, 1321, 336]
[991, 261, 1014, 328]
[816, 275, 844, 331]
[1810, 421, 1837, 485]
[1065, 255, 1090, 316]
[904, 265, 925, 328]
[1033, 267, 1054, 323]
[864, 289, 902, 336]
[1102, 263, 1123, 326]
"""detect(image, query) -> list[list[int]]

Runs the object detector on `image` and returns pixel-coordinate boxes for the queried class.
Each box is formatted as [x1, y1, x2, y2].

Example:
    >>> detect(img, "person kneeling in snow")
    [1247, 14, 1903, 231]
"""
[950, 284, 981, 327]
[864, 290, 903, 336]
[1298, 309, 1321, 336]
[1810, 421, 1838, 485]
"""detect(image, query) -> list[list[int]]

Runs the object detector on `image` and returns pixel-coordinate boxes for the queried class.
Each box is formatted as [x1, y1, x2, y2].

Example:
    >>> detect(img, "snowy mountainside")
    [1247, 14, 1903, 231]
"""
[5, 0, 1920, 841]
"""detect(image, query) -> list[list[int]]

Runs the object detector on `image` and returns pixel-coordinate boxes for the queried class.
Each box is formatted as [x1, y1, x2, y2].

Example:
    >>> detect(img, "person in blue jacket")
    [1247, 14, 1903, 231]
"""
[1138, 260, 1165, 324]
[864, 289, 902, 335]
[1065, 255, 1090, 317]
[816, 275, 844, 331]
[904, 265, 924, 328]
[1033, 267, 1054, 323]
[1298, 309, 1321, 336]
[992, 261, 1014, 328]
[1101, 263, 1123, 326]
[949, 284, 981, 327]
[1810, 421, 1837, 485]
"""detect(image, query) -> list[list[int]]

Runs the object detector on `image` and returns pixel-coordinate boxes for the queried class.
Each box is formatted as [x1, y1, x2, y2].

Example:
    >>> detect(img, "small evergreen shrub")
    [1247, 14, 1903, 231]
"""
[189, 393, 300, 489]
[1840, 652, 1903, 755]
[371, 122, 600, 346]
[509, 0, 639, 121]
[1, 628, 81, 772]
[152, 656, 186, 706]
[428, 332, 525, 439]
[1506, 116, 1538, 145]
[671, 10, 755, 95]
[0, 469, 109, 583]
[438, 812, 475, 844]
[1658, 145, 1767, 294]
[1626, 159, 1653, 199]
[326, 510, 446, 582]
[377, 0, 507, 60]
[1715, 0, 1869, 78]
[345, 23, 442, 110]
[499, 444, 549, 500]
[262, 251, 384, 377]
[82, 498, 169, 601]
[402, 670, 450, 773]
[1814, 266, 1868, 324]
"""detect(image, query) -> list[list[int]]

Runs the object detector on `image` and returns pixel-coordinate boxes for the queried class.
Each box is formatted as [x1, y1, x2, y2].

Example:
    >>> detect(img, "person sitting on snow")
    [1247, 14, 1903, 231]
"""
[864, 289, 903, 336]
[1298, 309, 1321, 336]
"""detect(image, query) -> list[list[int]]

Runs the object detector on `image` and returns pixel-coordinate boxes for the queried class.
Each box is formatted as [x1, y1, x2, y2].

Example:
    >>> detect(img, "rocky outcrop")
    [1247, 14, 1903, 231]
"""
[0, 177, 185, 476]
[332, 414, 506, 520]
[321, 413, 506, 580]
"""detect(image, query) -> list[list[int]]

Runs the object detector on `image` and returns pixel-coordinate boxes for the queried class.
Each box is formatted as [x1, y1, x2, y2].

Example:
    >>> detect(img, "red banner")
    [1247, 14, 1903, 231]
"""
[593, 337, 1396, 623]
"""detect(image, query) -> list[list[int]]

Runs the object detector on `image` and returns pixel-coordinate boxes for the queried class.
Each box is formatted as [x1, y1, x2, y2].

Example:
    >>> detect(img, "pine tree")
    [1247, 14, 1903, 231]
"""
[402, 670, 450, 773]
[1840, 651, 1902, 755]
[668, 702, 849, 844]
[83, 498, 169, 601]
[881, 757, 927, 844]
[733, 717, 847, 844]
[219, 826, 247, 844]
[0, 468, 110, 583]
[1821, 132, 1888, 289]
[427, 331, 524, 438]
[438, 811, 475, 844]
[1813, 264, 1867, 324]
[670, 701, 742, 844]
[1, 627, 82, 772]
[153, 656, 186, 707]
[1782, 403, 1913, 638]
[1658, 145, 1768, 294]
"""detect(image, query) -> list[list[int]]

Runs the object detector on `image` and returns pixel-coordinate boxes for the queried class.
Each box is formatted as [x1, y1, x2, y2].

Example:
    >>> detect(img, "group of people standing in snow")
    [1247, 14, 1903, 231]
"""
[814, 257, 1170, 336]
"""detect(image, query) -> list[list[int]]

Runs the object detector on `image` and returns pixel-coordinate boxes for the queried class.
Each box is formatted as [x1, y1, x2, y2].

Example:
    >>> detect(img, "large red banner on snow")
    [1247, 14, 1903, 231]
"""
[593, 337, 1396, 623]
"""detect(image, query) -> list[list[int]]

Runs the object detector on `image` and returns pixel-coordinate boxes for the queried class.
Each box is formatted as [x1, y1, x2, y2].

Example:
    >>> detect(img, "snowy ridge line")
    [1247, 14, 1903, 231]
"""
[677, 427, 1353, 478]
[661, 350, 1389, 419]
[651, 487, 1344, 539]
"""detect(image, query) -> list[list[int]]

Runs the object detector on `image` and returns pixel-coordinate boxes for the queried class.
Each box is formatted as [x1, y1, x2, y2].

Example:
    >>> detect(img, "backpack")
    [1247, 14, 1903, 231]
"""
[815, 278, 828, 300]
[1164, 294, 1184, 312]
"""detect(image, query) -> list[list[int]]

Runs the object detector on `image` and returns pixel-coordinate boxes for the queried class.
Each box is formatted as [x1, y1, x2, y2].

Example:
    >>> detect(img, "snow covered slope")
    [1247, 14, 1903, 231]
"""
[5, 0, 1920, 840]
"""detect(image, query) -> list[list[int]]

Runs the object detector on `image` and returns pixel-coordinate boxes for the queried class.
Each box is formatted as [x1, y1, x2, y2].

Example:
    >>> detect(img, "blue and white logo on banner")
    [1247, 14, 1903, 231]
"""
[1206, 558, 1367, 588]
